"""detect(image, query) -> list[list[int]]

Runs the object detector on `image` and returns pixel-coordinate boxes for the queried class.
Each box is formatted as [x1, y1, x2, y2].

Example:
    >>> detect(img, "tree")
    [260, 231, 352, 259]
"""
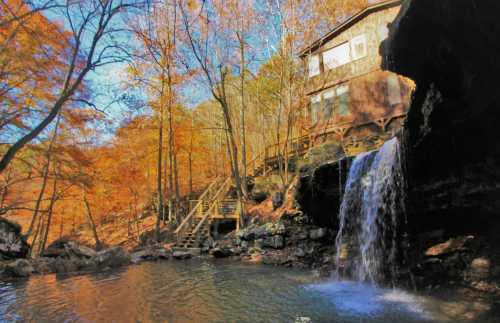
[129, 0, 184, 240]
[0, 0, 145, 173]
[180, 0, 246, 207]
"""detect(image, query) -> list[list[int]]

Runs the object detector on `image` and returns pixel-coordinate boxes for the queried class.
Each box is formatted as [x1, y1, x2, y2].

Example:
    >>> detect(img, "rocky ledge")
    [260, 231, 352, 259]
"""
[0, 240, 130, 278]
[201, 211, 336, 276]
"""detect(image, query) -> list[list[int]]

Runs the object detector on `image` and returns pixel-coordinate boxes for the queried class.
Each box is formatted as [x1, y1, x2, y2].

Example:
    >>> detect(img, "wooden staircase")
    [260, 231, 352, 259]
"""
[173, 177, 240, 251]
[172, 142, 308, 252]
[175, 217, 210, 249]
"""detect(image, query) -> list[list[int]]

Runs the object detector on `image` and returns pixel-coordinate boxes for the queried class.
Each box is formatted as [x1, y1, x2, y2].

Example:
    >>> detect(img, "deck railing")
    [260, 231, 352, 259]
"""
[174, 179, 220, 243]
[191, 177, 232, 237]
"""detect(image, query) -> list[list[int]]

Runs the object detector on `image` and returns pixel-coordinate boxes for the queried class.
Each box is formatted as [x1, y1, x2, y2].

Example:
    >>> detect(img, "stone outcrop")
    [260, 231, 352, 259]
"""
[93, 246, 130, 268]
[0, 217, 29, 260]
[295, 158, 349, 228]
[1, 241, 131, 278]
[4, 259, 34, 277]
[208, 211, 334, 271]
[380, 0, 500, 291]
[44, 240, 97, 259]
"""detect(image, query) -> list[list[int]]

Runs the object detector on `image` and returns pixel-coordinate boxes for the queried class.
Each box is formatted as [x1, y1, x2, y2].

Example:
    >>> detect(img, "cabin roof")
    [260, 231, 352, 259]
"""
[298, 0, 402, 58]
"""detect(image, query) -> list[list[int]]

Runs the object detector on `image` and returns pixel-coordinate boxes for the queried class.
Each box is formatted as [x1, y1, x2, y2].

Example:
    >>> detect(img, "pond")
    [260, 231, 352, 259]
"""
[0, 260, 494, 322]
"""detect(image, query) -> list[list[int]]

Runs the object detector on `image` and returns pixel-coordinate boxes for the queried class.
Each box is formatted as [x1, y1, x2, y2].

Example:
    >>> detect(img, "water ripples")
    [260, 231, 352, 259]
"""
[0, 260, 459, 323]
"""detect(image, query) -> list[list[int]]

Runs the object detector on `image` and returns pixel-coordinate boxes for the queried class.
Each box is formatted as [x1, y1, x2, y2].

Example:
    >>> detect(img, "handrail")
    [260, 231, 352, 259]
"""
[191, 177, 231, 236]
[174, 178, 219, 236]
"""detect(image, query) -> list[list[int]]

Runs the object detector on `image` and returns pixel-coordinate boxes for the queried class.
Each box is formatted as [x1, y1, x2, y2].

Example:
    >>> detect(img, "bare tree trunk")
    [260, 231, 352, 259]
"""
[155, 85, 165, 242]
[59, 212, 63, 240]
[83, 191, 102, 250]
[236, 31, 247, 195]
[188, 111, 194, 197]
[26, 113, 61, 237]
[173, 151, 180, 199]
[39, 168, 58, 256]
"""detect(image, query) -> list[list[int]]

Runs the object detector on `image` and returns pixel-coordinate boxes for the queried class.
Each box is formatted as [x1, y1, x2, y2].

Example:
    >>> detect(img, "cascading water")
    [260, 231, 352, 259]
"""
[335, 138, 407, 284]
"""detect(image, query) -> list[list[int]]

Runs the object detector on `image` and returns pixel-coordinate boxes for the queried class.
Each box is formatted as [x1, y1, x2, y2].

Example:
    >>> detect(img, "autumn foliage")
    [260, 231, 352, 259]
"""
[0, 0, 377, 251]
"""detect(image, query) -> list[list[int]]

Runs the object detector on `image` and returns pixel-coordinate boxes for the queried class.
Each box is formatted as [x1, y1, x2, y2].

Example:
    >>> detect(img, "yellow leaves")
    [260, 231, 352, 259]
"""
[186, 0, 199, 11]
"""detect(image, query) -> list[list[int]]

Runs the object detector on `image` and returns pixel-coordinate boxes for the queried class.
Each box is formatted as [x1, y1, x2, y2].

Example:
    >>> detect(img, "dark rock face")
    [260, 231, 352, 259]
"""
[225, 212, 336, 270]
[0, 217, 29, 260]
[295, 159, 350, 228]
[383, 0, 500, 289]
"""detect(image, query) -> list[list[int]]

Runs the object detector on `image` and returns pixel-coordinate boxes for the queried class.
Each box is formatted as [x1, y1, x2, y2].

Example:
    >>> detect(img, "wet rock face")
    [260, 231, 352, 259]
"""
[385, 0, 500, 288]
[0, 218, 30, 260]
[295, 159, 349, 228]
[385, 0, 500, 229]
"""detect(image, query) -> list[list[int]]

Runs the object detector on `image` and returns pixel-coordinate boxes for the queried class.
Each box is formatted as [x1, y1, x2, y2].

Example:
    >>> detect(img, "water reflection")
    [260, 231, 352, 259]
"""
[0, 261, 494, 323]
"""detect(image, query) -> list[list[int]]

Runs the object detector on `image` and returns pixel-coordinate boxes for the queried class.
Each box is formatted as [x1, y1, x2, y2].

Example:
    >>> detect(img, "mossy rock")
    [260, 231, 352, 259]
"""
[251, 175, 283, 196]
[297, 142, 345, 176]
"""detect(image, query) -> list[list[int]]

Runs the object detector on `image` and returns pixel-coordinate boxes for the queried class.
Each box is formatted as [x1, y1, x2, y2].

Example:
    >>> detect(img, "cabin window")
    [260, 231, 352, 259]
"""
[337, 85, 350, 116]
[350, 34, 367, 60]
[387, 75, 402, 105]
[323, 42, 351, 70]
[323, 89, 335, 119]
[311, 94, 321, 124]
[308, 54, 320, 77]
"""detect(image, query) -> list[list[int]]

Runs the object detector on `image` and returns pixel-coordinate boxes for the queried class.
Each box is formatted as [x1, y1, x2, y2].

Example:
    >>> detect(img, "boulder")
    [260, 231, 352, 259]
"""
[309, 228, 327, 240]
[5, 259, 34, 277]
[201, 237, 215, 253]
[468, 257, 491, 281]
[242, 252, 263, 264]
[31, 257, 56, 274]
[44, 240, 97, 259]
[0, 217, 29, 260]
[239, 222, 286, 241]
[230, 247, 242, 256]
[425, 236, 475, 257]
[289, 228, 309, 242]
[130, 249, 158, 263]
[0, 262, 5, 275]
[262, 235, 284, 249]
[43, 240, 68, 258]
[210, 247, 232, 258]
[293, 247, 306, 258]
[172, 251, 192, 260]
[50, 257, 79, 273]
[156, 248, 170, 260]
[93, 246, 130, 268]
[262, 251, 290, 266]
[65, 241, 96, 258]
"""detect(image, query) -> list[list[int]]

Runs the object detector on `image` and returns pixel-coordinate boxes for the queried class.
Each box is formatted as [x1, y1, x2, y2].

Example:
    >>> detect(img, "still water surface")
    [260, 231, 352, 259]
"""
[0, 260, 492, 322]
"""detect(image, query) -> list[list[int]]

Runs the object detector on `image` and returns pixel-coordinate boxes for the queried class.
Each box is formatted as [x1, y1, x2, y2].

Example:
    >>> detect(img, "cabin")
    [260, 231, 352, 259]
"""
[299, 0, 414, 156]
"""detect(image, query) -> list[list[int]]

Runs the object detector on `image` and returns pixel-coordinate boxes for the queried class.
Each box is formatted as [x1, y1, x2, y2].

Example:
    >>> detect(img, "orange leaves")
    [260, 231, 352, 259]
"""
[0, 0, 81, 136]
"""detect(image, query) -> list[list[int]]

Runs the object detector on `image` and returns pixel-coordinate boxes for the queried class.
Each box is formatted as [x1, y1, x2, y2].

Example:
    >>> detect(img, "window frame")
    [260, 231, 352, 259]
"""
[336, 85, 351, 116]
[322, 42, 351, 70]
[310, 94, 322, 124]
[322, 89, 336, 120]
[350, 34, 368, 61]
[308, 54, 320, 78]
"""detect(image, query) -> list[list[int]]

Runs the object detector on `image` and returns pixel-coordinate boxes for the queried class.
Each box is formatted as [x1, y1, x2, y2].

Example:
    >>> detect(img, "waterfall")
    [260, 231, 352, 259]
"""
[335, 138, 406, 284]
